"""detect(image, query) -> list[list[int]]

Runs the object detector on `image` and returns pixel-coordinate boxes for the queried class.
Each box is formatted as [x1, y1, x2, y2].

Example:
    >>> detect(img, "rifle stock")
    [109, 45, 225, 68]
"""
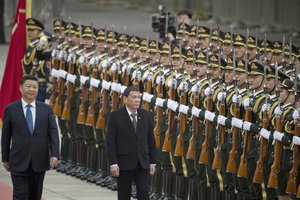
[162, 82, 176, 152]
[111, 67, 119, 112]
[285, 115, 300, 194]
[53, 58, 66, 117]
[96, 70, 109, 129]
[143, 75, 152, 111]
[226, 102, 240, 173]
[186, 92, 200, 160]
[199, 94, 213, 164]
[153, 80, 163, 148]
[76, 65, 88, 124]
[212, 97, 226, 170]
[174, 88, 187, 156]
[297, 184, 300, 198]
[50, 58, 59, 109]
[237, 106, 252, 178]
[267, 114, 282, 188]
[253, 110, 269, 183]
[85, 68, 98, 126]
[120, 67, 130, 107]
[61, 61, 75, 121]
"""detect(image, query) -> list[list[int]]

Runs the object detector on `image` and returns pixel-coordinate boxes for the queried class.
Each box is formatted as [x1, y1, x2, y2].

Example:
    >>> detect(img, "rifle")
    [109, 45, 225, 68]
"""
[212, 26, 225, 170]
[237, 28, 252, 178]
[121, 26, 129, 107]
[285, 64, 299, 194]
[111, 26, 120, 112]
[253, 33, 269, 183]
[226, 26, 239, 173]
[153, 70, 163, 148]
[267, 60, 282, 189]
[49, 53, 59, 109]
[199, 26, 213, 164]
[86, 21, 98, 126]
[142, 34, 152, 111]
[162, 41, 175, 152]
[95, 27, 109, 129]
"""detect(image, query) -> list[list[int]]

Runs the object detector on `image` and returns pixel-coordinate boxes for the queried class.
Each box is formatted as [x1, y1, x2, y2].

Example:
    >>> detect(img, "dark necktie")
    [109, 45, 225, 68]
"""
[130, 113, 137, 132]
[26, 104, 33, 134]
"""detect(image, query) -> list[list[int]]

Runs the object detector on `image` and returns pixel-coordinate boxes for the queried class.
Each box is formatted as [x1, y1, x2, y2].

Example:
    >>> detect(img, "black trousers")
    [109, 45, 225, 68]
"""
[11, 164, 46, 200]
[117, 162, 150, 200]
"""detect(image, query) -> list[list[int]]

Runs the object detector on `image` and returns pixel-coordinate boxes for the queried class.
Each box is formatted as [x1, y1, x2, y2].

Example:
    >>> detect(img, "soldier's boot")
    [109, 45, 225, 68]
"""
[89, 148, 104, 183]
[61, 139, 74, 173]
[188, 179, 198, 200]
[72, 141, 84, 176]
[66, 141, 78, 175]
[86, 145, 97, 181]
[81, 145, 92, 180]
[150, 168, 162, 200]
[56, 137, 67, 171]
[76, 144, 88, 178]
[158, 170, 167, 200]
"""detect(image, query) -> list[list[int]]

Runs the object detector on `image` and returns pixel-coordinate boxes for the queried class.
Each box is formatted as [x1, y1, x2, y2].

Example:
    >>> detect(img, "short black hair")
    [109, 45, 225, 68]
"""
[177, 10, 192, 19]
[123, 86, 140, 97]
[20, 75, 38, 85]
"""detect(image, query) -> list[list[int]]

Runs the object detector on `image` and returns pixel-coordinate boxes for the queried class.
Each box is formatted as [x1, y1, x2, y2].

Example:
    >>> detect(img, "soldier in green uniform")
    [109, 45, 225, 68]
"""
[233, 34, 246, 61]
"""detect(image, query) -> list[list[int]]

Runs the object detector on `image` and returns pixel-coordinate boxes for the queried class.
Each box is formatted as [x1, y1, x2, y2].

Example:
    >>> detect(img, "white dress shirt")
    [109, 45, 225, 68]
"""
[21, 98, 36, 129]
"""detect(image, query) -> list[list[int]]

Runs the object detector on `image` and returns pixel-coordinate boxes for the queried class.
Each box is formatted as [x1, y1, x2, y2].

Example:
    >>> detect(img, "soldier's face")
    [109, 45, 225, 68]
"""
[139, 49, 147, 62]
[54, 30, 65, 43]
[267, 77, 275, 93]
[249, 75, 263, 90]
[196, 63, 206, 78]
[117, 45, 126, 57]
[83, 37, 93, 49]
[185, 61, 194, 76]
[188, 36, 197, 48]
[160, 54, 169, 66]
[20, 80, 39, 102]
[149, 52, 158, 64]
[284, 54, 296, 66]
[222, 43, 232, 56]
[248, 47, 256, 61]
[199, 37, 209, 50]
[172, 57, 182, 71]
[224, 69, 234, 84]
[124, 91, 141, 111]
[279, 89, 289, 103]
[211, 39, 221, 52]
[66, 33, 77, 45]
[234, 45, 246, 59]
[210, 67, 221, 80]
[271, 53, 282, 65]
[27, 28, 40, 41]
[96, 40, 105, 52]
[236, 72, 246, 87]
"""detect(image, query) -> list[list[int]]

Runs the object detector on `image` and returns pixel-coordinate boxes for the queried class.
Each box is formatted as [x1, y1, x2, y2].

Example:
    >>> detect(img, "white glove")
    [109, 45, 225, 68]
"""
[167, 79, 175, 88]
[111, 82, 121, 93]
[179, 104, 189, 114]
[243, 97, 250, 108]
[133, 70, 142, 81]
[51, 49, 57, 58]
[67, 53, 76, 64]
[167, 100, 179, 112]
[102, 80, 111, 90]
[155, 98, 166, 107]
[232, 94, 242, 105]
[217, 92, 226, 102]
[274, 106, 282, 116]
[102, 59, 110, 70]
[156, 75, 165, 85]
[111, 63, 119, 72]
[90, 56, 99, 66]
[51, 68, 59, 78]
[58, 70, 68, 79]
[259, 128, 271, 140]
[179, 82, 189, 92]
[192, 106, 201, 117]
[66, 74, 76, 84]
[273, 131, 284, 142]
[231, 117, 243, 129]
[204, 87, 214, 97]
[205, 110, 216, 122]
[146, 72, 153, 81]
[191, 84, 199, 93]
[90, 78, 101, 88]
[37, 39, 47, 50]
[142, 92, 153, 103]
[79, 55, 87, 66]
[261, 103, 271, 112]
[45, 99, 50, 105]
[58, 50, 67, 60]
[217, 115, 227, 126]
[292, 110, 299, 120]
[292, 136, 300, 145]
[80, 75, 89, 85]
[120, 85, 127, 94]
[242, 121, 252, 131]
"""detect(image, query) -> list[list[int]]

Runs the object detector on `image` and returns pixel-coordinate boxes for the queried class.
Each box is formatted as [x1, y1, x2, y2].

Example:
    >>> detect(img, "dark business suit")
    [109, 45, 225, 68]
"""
[106, 107, 156, 200]
[1, 100, 59, 200]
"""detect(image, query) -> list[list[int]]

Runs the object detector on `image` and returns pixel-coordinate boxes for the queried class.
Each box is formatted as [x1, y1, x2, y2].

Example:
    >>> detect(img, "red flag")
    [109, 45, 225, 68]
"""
[0, 0, 27, 126]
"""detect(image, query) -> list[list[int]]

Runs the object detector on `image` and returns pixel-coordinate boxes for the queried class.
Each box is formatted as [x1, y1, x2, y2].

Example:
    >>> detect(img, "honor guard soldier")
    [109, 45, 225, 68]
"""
[233, 34, 247, 61]
[222, 32, 235, 59]
[210, 28, 224, 55]
[271, 41, 283, 68]
[197, 26, 210, 52]
[246, 35, 259, 63]
[259, 39, 273, 65]
[283, 42, 298, 77]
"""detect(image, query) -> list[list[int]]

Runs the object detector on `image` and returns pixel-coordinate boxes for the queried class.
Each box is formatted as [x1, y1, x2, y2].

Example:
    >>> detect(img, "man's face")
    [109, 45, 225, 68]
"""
[224, 69, 234, 85]
[149, 52, 159, 65]
[27, 28, 40, 41]
[96, 40, 106, 52]
[195, 63, 207, 78]
[234, 45, 246, 59]
[222, 43, 232, 56]
[199, 37, 209, 50]
[188, 36, 197, 48]
[19, 80, 39, 102]
[54, 30, 65, 43]
[267, 77, 275, 93]
[124, 91, 141, 111]
[279, 89, 289, 103]
[172, 57, 183, 72]
[117, 45, 126, 58]
[66, 33, 77, 46]
[160, 54, 169, 66]
[177, 14, 192, 25]
[248, 47, 256, 61]
[139, 49, 147, 62]
[271, 52, 283, 65]
[83, 37, 93, 49]
[249, 75, 263, 90]
[284, 54, 296, 66]
[236, 71, 246, 87]
[210, 67, 221, 80]
[211, 39, 222, 52]
[184, 61, 194, 76]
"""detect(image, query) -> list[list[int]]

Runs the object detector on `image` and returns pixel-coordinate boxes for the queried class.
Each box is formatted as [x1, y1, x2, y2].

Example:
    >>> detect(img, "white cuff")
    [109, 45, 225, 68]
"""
[51, 68, 59, 78]
[217, 115, 227, 126]
[168, 100, 179, 112]
[155, 98, 165, 107]
[111, 82, 121, 93]
[66, 74, 76, 84]
[142, 92, 153, 103]
[90, 78, 101, 88]
[292, 136, 300, 145]
[120, 85, 127, 94]
[192, 106, 201, 117]
[58, 70, 68, 79]
[179, 104, 189, 114]
[156, 76, 165, 85]
[205, 110, 216, 122]
[80, 75, 89, 85]
[259, 128, 271, 140]
[242, 121, 252, 131]
[231, 117, 243, 129]
[102, 80, 111, 90]
[273, 131, 284, 142]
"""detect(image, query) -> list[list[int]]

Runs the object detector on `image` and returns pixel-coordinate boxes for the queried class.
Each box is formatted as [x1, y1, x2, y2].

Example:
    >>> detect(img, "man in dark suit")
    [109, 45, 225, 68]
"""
[1, 75, 59, 200]
[106, 86, 157, 200]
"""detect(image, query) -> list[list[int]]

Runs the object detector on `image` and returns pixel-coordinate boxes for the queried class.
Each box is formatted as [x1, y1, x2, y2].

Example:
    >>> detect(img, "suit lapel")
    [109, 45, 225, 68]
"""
[16, 100, 31, 135]
[121, 107, 136, 134]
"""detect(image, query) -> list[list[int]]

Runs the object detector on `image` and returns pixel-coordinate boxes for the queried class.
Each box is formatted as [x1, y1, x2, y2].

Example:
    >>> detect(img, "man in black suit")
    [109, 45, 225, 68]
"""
[1, 75, 59, 200]
[106, 86, 157, 200]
